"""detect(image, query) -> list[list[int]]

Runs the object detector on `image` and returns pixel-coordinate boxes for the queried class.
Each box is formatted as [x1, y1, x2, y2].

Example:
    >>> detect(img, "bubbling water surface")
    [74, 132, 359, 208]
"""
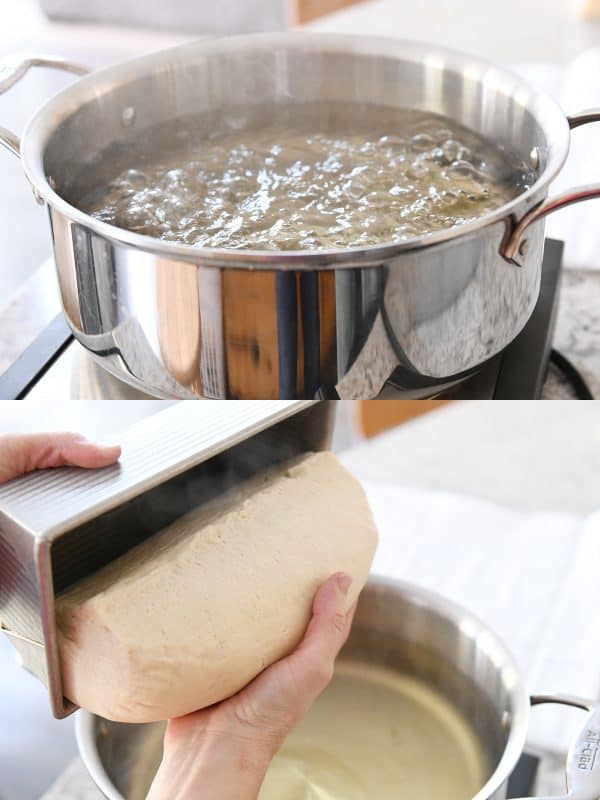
[78, 103, 536, 251]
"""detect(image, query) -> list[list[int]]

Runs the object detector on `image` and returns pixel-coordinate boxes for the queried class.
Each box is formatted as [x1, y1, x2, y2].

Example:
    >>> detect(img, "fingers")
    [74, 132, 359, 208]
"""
[289, 572, 356, 696]
[156, 577, 361, 800]
[301, 572, 354, 653]
[200, 573, 360, 756]
[58, 436, 122, 469]
[0, 433, 121, 483]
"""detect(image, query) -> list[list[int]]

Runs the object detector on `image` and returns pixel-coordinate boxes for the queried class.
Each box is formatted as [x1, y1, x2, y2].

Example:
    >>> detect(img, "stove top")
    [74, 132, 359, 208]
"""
[0, 239, 571, 400]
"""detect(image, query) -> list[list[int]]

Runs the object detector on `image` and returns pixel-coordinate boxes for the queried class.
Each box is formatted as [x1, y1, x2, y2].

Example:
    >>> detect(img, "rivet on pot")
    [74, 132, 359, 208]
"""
[529, 147, 540, 170]
[519, 239, 530, 257]
[121, 106, 136, 127]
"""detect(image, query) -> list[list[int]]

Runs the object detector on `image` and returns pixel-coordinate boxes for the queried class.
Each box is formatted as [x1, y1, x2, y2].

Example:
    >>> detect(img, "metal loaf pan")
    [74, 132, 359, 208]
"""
[0, 400, 332, 718]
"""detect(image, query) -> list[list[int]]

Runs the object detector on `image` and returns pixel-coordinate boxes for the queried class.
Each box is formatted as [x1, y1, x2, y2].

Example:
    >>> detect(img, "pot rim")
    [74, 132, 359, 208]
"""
[20, 32, 570, 270]
[75, 575, 530, 800]
[367, 576, 530, 800]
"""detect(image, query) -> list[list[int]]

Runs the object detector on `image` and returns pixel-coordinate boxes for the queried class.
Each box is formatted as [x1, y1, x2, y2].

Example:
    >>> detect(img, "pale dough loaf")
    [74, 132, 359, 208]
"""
[57, 452, 378, 722]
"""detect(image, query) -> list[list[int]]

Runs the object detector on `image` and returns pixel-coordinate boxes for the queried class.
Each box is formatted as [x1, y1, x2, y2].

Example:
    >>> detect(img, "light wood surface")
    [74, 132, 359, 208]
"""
[292, 0, 363, 23]
[318, 271, 338, 386]
[359, 400, 451, 438]
[581, 0, 600, 18]
[222, 271, 279, 399]
[156, 260, 202, 393]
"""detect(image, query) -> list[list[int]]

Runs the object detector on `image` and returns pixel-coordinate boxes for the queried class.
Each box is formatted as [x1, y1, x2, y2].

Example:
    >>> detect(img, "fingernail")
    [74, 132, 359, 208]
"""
[97, 442, 121, 453]
[85, 442, 121, 459]
[336, 573, 352, 595]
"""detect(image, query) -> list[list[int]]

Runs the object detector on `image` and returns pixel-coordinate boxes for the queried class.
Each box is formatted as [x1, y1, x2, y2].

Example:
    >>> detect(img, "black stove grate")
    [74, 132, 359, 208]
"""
[0, 312, 72, 400]
[508, 753, 540, 797]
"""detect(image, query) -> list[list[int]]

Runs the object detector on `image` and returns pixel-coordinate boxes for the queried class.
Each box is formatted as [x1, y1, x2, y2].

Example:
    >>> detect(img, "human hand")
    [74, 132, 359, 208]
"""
[147, 572, 357, 800]
[0, 432, 121, 484]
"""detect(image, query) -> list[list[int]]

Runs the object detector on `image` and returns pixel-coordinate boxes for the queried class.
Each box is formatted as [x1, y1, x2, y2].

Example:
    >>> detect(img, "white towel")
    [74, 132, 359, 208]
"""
[363, 481, 600, 755]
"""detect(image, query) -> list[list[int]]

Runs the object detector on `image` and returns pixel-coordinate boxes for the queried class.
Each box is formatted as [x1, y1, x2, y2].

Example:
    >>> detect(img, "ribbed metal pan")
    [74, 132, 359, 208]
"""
[0, 400, 330, 717]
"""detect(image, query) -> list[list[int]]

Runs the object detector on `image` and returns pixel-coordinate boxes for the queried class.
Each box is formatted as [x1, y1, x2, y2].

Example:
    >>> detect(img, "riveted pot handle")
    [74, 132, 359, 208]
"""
[0, 54, 89, 158]
[503, 110, 600, 265]
[512, 694, 600, 800]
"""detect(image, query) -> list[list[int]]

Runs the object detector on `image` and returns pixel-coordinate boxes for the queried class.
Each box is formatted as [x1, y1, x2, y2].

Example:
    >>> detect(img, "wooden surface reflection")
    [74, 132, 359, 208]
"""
[156, 260, 202, 394]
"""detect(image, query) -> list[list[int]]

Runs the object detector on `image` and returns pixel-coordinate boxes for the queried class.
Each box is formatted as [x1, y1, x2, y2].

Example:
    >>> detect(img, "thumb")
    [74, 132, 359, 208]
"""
[0, 433, 121, 484]
[288, 572, 357, 697]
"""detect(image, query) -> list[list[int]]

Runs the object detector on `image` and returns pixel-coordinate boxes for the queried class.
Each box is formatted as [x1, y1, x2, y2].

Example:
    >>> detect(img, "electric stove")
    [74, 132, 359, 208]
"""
[0, 239, 583, 400]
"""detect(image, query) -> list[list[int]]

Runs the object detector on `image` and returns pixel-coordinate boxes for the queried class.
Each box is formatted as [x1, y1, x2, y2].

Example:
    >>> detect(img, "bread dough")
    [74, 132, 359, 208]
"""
[57, 452, 378, 722]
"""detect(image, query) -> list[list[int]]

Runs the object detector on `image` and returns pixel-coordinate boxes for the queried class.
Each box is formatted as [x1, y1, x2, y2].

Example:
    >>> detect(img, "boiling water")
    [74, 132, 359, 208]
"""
[78, 103, 535, 251]
[258, 660, 487, 800]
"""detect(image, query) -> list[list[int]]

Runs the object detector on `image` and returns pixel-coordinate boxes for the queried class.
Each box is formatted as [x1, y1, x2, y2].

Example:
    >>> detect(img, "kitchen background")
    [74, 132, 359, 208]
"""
[1, 399, 600, 800]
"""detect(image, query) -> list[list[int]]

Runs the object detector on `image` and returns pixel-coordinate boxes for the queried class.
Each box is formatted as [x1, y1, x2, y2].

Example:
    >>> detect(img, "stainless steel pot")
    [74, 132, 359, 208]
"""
[76, 577, 600, 800]
[1, 37, 599, 399]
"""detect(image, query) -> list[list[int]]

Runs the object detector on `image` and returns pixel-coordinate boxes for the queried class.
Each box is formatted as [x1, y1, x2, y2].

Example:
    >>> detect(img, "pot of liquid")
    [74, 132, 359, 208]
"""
[76, 578, 600, 800]
[1, 36, 599, 399]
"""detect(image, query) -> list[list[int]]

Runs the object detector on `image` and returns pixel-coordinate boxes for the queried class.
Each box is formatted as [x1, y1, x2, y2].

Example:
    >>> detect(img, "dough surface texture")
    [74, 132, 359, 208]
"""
[57, 452, 378, 722]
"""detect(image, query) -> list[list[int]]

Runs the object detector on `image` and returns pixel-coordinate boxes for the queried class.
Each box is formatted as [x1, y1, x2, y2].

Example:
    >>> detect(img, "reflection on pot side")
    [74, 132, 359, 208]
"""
[259, 660, 486, 800]
[113, 660, 487, 800]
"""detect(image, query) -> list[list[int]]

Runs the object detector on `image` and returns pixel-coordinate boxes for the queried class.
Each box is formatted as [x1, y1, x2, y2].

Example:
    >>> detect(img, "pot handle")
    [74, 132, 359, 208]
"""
[0, 54, 89, 158]
[502, 110, 600, 265]
[512, 694, 600, 800]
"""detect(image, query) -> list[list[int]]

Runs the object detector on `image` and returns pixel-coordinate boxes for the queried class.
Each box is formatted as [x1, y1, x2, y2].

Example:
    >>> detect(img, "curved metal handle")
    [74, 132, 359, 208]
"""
[0, 54, 89, 158]
[503, 110, 600, 264]
[512, 694, 600, 800]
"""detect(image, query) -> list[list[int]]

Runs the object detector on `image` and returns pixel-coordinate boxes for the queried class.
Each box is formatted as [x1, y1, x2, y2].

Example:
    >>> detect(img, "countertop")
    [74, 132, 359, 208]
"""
[341, 400, 600, 515]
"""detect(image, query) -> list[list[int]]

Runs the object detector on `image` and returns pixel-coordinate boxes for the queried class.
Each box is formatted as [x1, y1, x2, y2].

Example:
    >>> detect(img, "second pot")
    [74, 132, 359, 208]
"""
[75, 577, 600, 800]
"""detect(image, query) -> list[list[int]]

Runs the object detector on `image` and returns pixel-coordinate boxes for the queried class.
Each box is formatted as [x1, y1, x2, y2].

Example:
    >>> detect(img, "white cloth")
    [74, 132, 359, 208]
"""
[514, 51, 600, 271]
[364, 481, 600, 755]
